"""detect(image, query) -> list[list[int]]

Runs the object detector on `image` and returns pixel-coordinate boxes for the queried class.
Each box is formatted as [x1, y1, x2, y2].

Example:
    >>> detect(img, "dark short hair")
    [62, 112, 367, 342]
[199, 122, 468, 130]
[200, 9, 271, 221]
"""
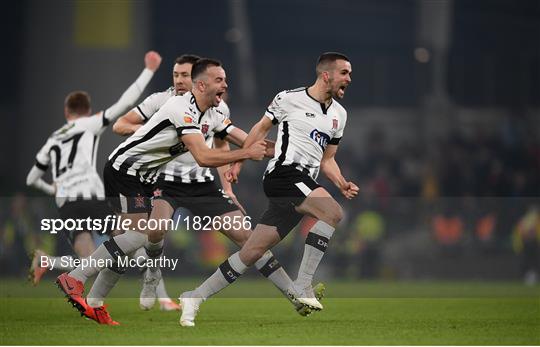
[316, 52, 350, 75]
[64, 91, 91, 115]
[191, 58, 222, 81]
[175, 54, 200, 66]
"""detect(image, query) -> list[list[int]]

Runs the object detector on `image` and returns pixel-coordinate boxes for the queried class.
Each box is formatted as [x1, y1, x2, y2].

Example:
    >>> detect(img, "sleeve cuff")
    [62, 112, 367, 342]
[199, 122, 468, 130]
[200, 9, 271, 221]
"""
[102, 110, 110, 127]
[214, 124, 235, 139]
[329, 137, 341, 145]
[176, 126, 201, 137]
[136, 106, 149, 122]
[35, 160, 49, 171]
[264, 111, 278, 124]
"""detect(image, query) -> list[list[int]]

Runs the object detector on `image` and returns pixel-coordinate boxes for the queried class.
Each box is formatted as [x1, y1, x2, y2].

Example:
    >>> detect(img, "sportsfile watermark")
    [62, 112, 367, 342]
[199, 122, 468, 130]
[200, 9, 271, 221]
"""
[3, 196, 540, 300]
[40, 215, 252, 234]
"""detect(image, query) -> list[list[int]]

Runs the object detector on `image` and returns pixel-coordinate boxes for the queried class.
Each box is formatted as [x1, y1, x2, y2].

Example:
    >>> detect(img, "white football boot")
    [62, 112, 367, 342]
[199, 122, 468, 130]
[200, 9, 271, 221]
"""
[139, 268, 161, 310]
[286, 282, 324, 315]
[179, 291, 204, 327]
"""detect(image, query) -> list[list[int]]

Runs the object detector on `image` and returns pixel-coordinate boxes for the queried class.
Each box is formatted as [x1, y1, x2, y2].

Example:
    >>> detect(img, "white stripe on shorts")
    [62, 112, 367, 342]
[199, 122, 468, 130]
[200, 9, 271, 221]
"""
[295, 182, 312, 197]
[119, 193, 128, 214]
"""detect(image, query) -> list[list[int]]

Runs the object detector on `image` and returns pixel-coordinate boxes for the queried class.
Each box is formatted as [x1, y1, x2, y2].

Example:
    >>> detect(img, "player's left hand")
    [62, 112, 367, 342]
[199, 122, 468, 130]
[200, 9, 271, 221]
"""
[225, 190, 247, 215]
[341, 181, 359, 200]
[264, 139, 276, 158]
[225, 162, 242, 183]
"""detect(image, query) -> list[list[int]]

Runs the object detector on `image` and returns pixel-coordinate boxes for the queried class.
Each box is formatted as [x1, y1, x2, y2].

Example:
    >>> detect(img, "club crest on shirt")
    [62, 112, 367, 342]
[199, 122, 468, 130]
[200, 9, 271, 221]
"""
[201, 124, 209, 134]
[153, 188, 162, 197]
[310, 129, 330, 150]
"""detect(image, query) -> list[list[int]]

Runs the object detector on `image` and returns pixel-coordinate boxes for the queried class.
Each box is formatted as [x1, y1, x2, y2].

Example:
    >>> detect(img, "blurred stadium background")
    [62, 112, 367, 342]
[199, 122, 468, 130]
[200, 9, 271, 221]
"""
[1, 0, 539, 285]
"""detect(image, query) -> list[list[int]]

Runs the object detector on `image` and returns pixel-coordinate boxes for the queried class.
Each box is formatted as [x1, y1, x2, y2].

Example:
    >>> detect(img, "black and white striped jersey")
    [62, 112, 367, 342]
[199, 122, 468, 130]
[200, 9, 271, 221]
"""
[264, 87, 347, 180]
[29, 67, 155, 207]
[133, 86, 175, 122]
[109, 91, 234, 183]
[157, 100, 231, 184]
[130, 88, 231, 183]
[34, 113, 111, 207]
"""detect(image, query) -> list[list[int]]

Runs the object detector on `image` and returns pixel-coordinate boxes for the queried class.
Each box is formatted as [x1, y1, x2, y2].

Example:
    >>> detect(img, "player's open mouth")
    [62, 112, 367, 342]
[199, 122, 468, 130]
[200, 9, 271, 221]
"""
[216, 91, 224, 102]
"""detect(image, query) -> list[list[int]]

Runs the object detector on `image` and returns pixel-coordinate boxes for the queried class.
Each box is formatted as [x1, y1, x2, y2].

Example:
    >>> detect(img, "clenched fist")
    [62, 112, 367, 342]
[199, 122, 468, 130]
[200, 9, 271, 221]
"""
[247, 140, 267, 161]
[144, 51, 162, 72]
[340, 181, 359, 200]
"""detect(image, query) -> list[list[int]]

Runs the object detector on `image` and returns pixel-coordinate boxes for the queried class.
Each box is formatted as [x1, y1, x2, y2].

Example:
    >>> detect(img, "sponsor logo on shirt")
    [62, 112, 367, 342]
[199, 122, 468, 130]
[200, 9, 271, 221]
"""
[184, 116, 193, 124]
[310, 129, 331, 150]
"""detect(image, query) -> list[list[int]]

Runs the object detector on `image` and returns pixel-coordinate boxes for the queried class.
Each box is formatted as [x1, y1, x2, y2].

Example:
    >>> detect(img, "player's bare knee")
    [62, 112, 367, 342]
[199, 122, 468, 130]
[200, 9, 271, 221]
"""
[331, 204, 344, 225]
[320, 204, 343, 227]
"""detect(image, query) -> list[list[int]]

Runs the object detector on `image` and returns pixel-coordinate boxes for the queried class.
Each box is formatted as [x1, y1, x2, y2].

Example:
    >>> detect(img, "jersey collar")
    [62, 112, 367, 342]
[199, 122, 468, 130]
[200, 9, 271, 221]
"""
[305, 88, 332, 115]
[188, 92, 206, 122]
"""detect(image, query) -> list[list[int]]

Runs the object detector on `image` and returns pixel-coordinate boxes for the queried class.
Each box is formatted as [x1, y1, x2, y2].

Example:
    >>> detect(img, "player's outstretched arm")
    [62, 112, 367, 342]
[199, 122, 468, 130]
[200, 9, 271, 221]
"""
[321, 144, 359, 200]
[26, 166, 55, 195]
[182, 133, 266, 168]
[225, 116, 275, 183]
[102, 51, 162, 124]
[223, 127, 247, 147]
[214, 137, 234, 192]
[224, 127, 275, 158]
[112, 110, 144, 136]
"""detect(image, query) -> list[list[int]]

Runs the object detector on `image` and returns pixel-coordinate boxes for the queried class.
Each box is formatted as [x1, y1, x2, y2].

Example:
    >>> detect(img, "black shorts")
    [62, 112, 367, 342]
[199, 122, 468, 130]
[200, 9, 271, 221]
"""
[58, 199, 114, 245]
[103, 161, 154, 214]
[153, 179, 238, 218]
[259, 165, 321, 239]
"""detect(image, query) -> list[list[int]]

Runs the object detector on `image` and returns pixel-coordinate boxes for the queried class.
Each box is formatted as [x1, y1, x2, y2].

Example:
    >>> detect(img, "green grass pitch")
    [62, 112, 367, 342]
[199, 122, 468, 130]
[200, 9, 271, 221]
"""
[1, 278, 538, 345]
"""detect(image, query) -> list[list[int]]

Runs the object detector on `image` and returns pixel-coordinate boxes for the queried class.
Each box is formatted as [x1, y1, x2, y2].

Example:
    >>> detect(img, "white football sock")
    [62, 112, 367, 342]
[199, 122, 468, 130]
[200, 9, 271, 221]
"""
[193, 252, 248, 299]
[86, 267, 123, 308]
[132, 246, 147, 261]
[295, 220, 334, 288]
[255, 250, 294, 294]
[69, 231, 146, 283]
[144, 239, 164, 273]
[156, 278, 170, 300]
